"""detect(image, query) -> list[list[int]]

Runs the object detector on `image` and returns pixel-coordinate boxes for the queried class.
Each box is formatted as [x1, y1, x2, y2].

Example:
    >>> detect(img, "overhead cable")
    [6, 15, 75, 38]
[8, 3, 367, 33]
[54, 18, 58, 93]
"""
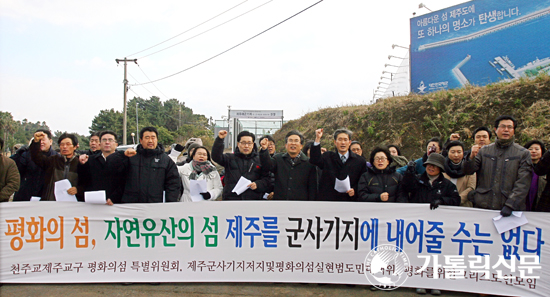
[136, 0, 273, 60]
[131, 0, 323, 86]
[127, 0, 249, 57]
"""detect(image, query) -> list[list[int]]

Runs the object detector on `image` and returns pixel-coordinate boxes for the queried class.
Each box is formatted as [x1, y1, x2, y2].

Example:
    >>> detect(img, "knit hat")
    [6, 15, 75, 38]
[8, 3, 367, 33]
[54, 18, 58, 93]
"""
[187, 142, 202, 154]
[423, 153, 445, 171]
[184, 138, 203, 150]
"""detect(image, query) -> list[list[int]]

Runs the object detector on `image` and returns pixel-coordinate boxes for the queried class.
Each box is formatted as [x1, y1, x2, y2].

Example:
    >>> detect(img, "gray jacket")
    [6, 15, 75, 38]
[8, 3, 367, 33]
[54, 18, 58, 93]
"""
[463, 140, 532, 210]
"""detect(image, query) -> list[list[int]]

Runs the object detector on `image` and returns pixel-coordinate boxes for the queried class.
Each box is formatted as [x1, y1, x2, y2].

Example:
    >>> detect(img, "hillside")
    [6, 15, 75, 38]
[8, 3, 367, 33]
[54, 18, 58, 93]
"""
[273, 74, 550, 160]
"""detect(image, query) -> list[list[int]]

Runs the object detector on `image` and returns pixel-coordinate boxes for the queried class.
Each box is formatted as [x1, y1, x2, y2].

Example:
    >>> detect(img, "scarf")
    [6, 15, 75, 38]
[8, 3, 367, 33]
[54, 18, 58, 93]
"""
[443, 157, 465, 178]
[189, 160, 216, 180]
[427, 173, 438, 185]
[496, 136, 515, 148]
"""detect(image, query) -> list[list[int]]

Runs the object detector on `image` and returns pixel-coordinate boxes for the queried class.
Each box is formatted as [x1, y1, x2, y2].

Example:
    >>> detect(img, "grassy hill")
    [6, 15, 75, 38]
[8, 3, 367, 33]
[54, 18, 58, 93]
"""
[273, 74, 550, 160]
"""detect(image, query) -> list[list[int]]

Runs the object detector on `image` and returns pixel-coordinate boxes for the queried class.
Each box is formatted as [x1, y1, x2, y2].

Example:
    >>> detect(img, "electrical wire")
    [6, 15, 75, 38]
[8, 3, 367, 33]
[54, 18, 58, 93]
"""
[127, 0, 249, 57]
[131, 0, 323, 86]
[136, 0, 273, 60]
[136, 64, 170, 99]
[128, 73, 158, 99]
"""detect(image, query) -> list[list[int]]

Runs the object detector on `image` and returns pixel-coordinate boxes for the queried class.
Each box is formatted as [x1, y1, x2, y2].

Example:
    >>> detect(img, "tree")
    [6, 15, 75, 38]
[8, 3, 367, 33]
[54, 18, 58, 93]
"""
[89, 96, 213, 146]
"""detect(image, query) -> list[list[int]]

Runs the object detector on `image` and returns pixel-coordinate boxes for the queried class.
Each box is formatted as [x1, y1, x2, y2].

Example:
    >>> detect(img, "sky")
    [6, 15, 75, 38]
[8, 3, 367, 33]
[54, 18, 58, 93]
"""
[0, 0, 468, 136]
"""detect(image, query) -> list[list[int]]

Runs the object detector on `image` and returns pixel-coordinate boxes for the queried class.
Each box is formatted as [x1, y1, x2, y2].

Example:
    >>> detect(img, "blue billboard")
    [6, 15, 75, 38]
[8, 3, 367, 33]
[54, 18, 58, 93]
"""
[410, 0, 550, 94]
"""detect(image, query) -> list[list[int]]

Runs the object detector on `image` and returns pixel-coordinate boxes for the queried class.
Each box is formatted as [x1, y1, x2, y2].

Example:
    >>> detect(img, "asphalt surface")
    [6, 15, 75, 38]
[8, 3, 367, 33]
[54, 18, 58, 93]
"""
[0, 283, 490, 297]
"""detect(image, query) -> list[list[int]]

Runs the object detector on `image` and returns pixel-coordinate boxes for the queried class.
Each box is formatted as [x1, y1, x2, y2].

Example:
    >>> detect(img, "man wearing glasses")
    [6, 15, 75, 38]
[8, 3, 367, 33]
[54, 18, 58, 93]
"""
[212, 130, 271, 200]
[30, 132, 83, 201]
[78, 130, 125, 205]
[259, 130, 317, 201]
[463, 115, 532, 216]
[309, 128, 367, 201]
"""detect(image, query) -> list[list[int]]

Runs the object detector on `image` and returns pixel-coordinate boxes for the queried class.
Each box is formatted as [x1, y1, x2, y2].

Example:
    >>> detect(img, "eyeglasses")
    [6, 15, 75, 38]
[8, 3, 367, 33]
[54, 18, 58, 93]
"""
[374, 157, 388, 161]
[239, 142, 254, 146]
[101, 138, 117, 143]
[498, 125, 514, 130]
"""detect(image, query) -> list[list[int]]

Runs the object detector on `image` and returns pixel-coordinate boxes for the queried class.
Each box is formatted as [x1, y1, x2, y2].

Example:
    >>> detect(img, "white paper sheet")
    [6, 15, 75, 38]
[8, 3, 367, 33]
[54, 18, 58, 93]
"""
[334, 176, 351, 193]
[84, 190, 107, 204]
[263, 193, 269, 200]
[189, 179, 208, 202]
[232, 176, 252, 195]
[54, 179, 77, 202]
[492, 211, 528, 234]
[30, 196, 41, 202]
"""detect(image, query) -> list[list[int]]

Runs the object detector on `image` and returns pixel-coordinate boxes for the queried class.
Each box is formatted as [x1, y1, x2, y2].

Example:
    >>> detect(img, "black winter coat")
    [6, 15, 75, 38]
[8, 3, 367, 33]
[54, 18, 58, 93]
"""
[30, 141, 83, 201]
[11, 145, 58, 201]
[107, 144, 182, 203]
[533, 150, 550, 212]
[401, 171, 460, 206]
[259, 149, 317, 201]
[358, 166, 407, 203]
[78, 153, 125, 204]
[212, 137, 271, 200]
[309, 144, 367, 201]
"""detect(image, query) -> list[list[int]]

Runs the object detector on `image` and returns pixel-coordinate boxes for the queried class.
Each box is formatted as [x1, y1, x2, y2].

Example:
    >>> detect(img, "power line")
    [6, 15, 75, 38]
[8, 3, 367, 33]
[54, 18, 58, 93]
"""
[131, 0, 323, 87]
[128, 87, 143, 99]
[136, 0, 274, 60]
[128, 73, 158, 98]
[127, 0, 249, 57]
[136, 64, 170, 99]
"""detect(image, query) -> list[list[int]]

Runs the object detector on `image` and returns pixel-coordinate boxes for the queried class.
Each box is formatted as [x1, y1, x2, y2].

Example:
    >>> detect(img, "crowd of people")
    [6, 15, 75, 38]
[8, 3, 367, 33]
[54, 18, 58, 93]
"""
[1, 114, 548, 213]
[0, 114, 548, 294]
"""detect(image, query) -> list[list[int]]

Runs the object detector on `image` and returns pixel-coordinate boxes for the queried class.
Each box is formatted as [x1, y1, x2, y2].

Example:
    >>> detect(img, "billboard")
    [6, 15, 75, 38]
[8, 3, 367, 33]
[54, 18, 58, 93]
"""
[229, 110, 283, 119]
[410, 0, 550, 94]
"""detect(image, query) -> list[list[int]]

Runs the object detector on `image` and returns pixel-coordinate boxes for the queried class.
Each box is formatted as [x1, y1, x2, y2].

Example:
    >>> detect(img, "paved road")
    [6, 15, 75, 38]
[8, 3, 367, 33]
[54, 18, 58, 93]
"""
[0, 283, 486, 297]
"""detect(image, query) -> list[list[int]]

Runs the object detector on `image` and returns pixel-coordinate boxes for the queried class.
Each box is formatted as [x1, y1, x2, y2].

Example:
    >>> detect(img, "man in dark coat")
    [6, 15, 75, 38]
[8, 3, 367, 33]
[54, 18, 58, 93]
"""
[212, 130, 271, 200]
[107, 126, 181, 203]
[0, 137, 20, 202]
[78, 130, 125, 204]
[30, 132, 83, 201]
[402, 153, 460, 208]
[309, 128, 367, 201]
[11, 129, 58, 201]
[259, 130, 317, 201]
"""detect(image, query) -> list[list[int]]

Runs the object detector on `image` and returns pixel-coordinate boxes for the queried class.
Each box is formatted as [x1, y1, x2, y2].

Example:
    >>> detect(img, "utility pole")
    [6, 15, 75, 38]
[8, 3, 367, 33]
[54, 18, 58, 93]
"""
[115, 57, 137, 145]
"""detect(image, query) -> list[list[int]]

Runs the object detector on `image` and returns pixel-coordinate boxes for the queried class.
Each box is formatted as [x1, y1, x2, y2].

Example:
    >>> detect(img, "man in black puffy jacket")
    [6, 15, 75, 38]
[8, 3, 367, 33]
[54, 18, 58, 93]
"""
[212, 130, 271, 200]
[107, 127, 181, 203]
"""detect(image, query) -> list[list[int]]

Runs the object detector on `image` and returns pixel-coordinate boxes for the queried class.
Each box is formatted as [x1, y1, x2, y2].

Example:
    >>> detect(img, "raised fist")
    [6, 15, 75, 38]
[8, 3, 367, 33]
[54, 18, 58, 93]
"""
[450, 133, 460, 141]
[33, 131, 45, 143]
[260, 138, 269, 150]
[79, 154, 89, 165]
[470, 144, 480, 159]
[218, 130, 228, 139]
[315, 128, 323, 142]
[125, 148, 137, 157]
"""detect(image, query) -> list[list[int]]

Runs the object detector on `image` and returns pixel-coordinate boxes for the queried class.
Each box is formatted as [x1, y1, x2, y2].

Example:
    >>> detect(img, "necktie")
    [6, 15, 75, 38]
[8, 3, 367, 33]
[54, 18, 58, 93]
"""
[341, 155, 346, 163]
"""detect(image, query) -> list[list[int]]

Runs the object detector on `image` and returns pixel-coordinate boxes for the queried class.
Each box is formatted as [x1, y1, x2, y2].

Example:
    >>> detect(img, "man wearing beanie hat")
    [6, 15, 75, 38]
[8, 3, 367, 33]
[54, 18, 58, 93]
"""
[402, 153, 460, 208]
[212, 130, 272, 200]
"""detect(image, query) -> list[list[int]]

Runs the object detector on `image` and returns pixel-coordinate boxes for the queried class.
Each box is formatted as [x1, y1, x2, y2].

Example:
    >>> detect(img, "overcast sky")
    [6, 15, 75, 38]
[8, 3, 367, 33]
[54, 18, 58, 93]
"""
[0, 0, 467, 136]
